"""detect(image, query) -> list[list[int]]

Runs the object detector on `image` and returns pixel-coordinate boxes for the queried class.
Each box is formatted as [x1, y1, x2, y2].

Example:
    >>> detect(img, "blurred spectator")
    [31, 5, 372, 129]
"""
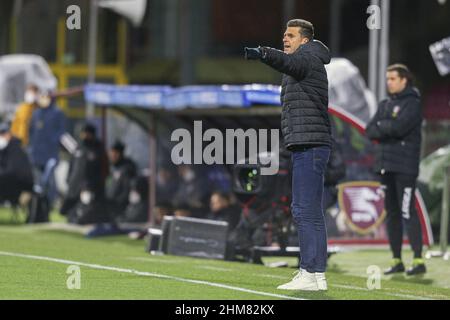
[323, 138, 346, 210]
[118, 176, 149, 223]
[172, 164, 210, 217]
[105, 140, 137, 219]
[28, 91, 65, 203]
[156, 165, 178, 206]
[60, 123, 109, 224]
[10, 83, 40, 147]
[323, 138, 347, 238]
[0, 121, 33, 204]
[205, 191, 240, 230]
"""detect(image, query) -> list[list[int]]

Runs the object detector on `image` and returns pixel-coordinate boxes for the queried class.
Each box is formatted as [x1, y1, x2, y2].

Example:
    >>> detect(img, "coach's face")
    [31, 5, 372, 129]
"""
[386, 71, 407, 95]
[283, 27, 308, 54]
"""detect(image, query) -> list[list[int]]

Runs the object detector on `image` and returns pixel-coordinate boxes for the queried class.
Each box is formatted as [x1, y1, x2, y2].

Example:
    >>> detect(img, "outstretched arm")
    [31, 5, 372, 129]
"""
[244, 46, 311, 80]
[261, 47, 311, 80]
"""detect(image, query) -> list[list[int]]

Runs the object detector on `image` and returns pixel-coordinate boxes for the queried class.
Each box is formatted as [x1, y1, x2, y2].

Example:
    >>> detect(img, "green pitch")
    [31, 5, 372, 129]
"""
[0, 210, 449, 300]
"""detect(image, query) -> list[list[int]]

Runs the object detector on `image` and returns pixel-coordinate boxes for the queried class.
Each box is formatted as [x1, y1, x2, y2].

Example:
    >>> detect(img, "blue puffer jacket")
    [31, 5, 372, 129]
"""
[29, 103, 66, 168]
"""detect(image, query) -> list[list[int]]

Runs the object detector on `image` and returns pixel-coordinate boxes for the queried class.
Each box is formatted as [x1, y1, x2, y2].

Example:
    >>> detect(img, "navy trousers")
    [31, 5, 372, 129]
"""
[291, 145, 331, 273]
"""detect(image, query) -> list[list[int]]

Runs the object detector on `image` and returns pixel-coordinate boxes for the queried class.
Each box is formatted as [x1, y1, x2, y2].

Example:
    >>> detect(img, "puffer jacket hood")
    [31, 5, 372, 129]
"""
[298, 40, 331, 65]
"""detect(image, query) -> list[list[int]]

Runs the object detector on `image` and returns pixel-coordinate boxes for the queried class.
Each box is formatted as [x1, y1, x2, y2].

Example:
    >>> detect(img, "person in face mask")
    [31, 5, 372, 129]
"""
[29, 91, 65, 172]
[61, 123, 109, 224]
[29, 91, 64, 166]
[10, 84, 40, 147]
[119, 176, 149, 223]
[28, 91, 66, 206]
[0, 121, 34, 204]
[172, 164, 210, 218]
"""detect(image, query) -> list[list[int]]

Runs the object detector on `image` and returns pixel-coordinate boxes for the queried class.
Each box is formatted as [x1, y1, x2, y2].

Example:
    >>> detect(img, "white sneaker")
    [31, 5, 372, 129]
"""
[277, 269, 319, 291]
[315, 272, 328, 291]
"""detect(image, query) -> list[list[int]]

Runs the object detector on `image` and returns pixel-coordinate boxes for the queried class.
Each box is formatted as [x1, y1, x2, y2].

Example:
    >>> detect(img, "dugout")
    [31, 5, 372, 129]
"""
[84, 82, 434, 248]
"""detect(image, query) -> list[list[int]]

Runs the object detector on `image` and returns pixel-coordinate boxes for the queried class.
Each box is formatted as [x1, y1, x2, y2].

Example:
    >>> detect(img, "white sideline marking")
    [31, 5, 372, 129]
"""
[0, 251, 305, 300]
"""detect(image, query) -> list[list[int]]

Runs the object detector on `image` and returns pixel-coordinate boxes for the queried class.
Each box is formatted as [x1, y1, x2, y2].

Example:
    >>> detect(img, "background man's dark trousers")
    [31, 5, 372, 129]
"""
[381, 172, 423, 259]
[291, 145, 330, 273]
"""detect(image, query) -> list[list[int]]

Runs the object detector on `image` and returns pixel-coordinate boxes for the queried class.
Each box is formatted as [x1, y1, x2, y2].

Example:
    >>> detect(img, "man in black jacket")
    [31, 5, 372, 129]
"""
[106, 140, 137, 220]
[61, 124, 109, 224]
[245, 19, 331, 291]
[366, 64, 425, 276]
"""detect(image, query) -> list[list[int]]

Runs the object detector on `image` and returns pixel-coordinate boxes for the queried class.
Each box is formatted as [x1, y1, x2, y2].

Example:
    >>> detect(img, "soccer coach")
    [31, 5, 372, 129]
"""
[244, 19, 332, 291]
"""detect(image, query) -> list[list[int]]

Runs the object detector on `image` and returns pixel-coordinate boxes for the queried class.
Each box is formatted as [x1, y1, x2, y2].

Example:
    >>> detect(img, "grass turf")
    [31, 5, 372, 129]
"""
[0, 209, 449, 300]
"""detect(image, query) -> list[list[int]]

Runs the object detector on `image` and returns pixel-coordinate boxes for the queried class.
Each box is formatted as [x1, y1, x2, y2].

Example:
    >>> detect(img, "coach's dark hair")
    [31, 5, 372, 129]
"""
[287, 19, 314, 40]
[387, 63, 414, 86]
